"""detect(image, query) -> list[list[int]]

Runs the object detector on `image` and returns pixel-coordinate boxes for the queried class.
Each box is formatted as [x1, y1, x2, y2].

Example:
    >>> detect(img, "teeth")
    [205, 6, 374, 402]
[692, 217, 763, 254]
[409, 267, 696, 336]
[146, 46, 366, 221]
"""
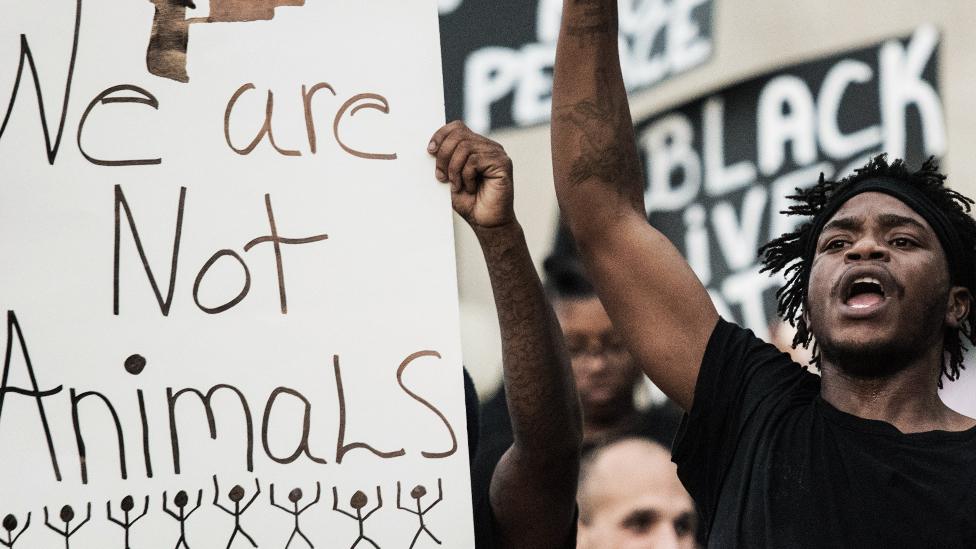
[847, 276, 885, 301]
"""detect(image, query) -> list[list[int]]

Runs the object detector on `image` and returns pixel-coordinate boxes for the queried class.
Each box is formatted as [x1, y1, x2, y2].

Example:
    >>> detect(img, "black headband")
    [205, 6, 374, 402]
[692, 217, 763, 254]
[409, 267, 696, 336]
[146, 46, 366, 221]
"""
[804, 177, 968, 283]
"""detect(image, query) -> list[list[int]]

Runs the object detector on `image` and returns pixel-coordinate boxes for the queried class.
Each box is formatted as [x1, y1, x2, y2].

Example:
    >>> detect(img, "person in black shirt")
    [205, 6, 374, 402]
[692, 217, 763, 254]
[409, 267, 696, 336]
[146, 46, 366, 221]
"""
[550, 2, 976, 547]
[428, 122, 582, 548]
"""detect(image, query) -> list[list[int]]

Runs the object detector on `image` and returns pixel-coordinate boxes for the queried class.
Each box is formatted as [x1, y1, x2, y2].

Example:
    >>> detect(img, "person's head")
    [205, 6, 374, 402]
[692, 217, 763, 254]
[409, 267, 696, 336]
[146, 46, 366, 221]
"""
[545, 258, 642, 424]
[577, 438, 697, 549]
[760, 156, 976, 383]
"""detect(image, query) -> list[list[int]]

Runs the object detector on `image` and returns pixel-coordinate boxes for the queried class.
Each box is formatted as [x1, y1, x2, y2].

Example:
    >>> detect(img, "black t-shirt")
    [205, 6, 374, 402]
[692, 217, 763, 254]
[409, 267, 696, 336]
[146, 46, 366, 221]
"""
[674, 318, 976, 548]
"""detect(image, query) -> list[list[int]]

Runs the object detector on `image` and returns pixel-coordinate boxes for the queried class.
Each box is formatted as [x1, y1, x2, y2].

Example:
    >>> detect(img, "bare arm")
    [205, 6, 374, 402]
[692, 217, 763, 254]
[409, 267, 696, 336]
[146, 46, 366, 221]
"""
[429, 122, 582, 549]
[551, 0, 716, 411]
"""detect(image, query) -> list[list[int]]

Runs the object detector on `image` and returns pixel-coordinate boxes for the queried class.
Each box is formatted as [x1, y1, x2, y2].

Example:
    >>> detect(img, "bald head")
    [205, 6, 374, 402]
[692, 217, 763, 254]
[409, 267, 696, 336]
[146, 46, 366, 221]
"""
[578, 438, 696, 549]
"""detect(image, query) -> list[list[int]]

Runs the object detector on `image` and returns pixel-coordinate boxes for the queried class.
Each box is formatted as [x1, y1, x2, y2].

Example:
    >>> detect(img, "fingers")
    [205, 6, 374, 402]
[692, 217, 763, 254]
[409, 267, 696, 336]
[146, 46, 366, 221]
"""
[461, 156, 481, 195]
[427, 120, 463, 155]
[448, 144, 477, 194]
[428, 121, 503, 192]
[429, 120, 467, 184]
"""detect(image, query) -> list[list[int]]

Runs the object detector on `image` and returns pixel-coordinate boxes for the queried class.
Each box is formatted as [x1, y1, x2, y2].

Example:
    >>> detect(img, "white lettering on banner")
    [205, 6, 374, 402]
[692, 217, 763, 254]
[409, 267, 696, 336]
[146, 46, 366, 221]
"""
[668, 0, 711, 72]
[817, 60, 882, 158]
[880, 25, 945, 161]
[464, 0, 713, 132]
[439, 0, 464, 14]
[642, 25, 944, 217]
[704, 97, 757, 196]
[537, 0, 565, 42]
[513, 43, 556, 127]
[711, 186, 768, 272]
[637, 26, 944, 338]
[758, 75, 818, 176]
[464, 47, 522, 132]
[683, 204, 711, 286]
[640, 113, 702, 213]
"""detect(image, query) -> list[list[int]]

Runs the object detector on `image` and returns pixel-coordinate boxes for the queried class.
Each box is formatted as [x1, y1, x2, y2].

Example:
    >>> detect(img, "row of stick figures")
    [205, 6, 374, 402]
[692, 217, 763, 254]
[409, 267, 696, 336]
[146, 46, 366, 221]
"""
[2, 477, 445, 549]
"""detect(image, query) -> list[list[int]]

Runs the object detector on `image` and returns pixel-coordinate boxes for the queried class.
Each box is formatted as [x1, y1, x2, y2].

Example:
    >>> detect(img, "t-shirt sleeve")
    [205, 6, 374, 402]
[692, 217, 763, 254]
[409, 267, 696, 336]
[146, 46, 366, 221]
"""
[672, 317, 813, 529]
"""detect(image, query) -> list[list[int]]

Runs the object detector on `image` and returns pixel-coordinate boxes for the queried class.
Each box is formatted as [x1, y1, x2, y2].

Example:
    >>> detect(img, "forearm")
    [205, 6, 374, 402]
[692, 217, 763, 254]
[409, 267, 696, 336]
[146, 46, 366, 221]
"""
[551, 0, 645, 242]
[475, 222, 581, 459]
[475, 221, 581, 548]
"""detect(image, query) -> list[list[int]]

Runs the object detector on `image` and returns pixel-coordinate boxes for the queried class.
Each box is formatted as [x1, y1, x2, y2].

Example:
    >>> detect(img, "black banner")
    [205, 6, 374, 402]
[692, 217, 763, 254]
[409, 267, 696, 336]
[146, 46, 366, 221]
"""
[633, 27, 944, 341]
[439, 0, 714, 133]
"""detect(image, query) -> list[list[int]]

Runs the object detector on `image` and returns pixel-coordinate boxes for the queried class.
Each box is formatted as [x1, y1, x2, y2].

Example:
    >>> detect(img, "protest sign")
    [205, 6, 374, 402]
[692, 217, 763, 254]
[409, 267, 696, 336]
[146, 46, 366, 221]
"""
[439, 0, 713, 133]
[632, 26, 944, 341]
[0, 1, 474, 547]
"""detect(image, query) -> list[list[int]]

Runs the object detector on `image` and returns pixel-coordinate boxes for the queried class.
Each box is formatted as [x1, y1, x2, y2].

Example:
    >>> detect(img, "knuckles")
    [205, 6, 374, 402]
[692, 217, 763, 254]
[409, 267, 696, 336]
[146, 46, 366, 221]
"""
[433, 121, 514, 181]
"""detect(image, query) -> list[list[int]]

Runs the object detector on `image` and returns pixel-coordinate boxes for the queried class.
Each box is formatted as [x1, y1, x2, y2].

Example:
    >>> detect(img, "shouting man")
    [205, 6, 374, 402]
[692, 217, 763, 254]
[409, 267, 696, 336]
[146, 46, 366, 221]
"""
[551, 1, 976, 547]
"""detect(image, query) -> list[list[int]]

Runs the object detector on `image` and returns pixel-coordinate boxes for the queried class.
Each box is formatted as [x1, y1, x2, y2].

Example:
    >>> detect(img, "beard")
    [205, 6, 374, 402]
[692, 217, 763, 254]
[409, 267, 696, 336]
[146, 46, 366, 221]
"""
[810, 298, 947, 380]
[816, 333, 925, 379]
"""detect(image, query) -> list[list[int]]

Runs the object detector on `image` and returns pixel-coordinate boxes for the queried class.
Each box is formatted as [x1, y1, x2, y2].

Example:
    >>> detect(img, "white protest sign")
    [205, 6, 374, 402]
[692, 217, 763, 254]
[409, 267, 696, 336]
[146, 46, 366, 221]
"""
[0, 1, 475, 547]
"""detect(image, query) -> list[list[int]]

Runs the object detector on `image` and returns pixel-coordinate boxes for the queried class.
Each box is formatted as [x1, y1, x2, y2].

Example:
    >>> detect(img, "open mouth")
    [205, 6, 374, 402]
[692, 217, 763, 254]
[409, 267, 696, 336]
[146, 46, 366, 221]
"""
[845, 277, 886, 309]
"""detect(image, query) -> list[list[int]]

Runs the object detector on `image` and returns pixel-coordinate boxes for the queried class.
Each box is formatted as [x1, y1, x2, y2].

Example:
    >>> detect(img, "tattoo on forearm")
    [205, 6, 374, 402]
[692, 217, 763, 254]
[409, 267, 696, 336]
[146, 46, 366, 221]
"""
[556, 69, 643, 201]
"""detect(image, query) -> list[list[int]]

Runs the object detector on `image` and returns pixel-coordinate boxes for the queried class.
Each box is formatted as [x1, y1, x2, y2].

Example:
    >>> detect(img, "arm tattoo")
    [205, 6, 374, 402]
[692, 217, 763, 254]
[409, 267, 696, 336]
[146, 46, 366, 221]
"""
[556, 69, 644, 204]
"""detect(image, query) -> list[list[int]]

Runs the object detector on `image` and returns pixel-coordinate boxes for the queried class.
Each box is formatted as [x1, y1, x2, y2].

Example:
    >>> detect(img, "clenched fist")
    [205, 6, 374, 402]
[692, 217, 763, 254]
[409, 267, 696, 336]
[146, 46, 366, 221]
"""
[428, 121, 515, 230]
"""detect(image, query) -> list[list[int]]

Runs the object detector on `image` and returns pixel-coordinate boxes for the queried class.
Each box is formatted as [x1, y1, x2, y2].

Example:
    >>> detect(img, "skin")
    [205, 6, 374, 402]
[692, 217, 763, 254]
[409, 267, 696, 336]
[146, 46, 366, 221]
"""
[577, 439, 696, 549]
[808, 192, 975, 432]
[554, 296, 642, 442]
[551, 0, 715, 412]
[428, 121, 582, 549]
[550, 0, 973, 432]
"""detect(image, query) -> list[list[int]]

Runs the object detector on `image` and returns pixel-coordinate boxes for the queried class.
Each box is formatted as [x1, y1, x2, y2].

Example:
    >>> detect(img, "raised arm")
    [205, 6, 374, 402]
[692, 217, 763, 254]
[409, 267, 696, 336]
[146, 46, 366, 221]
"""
[429, 122, 582, 549]
[550, 0, 716, 411]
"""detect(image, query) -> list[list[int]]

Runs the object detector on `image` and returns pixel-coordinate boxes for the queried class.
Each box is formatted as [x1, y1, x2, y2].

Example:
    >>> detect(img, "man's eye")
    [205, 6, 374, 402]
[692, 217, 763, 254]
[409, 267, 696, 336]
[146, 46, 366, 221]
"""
[603, 335, 626, 354]
[891, 237, 915, 248]
[674, 513, 696, 537]
[825, 239, 847, 251]
[621, 511, 656, 533]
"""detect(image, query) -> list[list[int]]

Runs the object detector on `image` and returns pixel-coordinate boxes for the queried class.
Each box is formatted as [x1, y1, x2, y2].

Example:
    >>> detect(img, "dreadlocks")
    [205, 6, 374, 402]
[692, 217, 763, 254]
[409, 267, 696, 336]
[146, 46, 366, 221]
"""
[759, 155, 976, 383]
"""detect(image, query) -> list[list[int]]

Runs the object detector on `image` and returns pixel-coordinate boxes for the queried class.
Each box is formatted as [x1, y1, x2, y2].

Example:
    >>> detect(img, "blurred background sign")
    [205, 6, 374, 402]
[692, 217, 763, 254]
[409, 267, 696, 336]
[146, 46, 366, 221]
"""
[439, 0, 714, 133]
[633, 27, 943, 340]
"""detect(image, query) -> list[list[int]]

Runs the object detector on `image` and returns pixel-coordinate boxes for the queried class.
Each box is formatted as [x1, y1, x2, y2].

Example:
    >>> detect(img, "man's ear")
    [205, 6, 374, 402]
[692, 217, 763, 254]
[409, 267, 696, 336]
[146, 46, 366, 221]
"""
[946, 286, 972, 329]
[801, 304, 813, 334]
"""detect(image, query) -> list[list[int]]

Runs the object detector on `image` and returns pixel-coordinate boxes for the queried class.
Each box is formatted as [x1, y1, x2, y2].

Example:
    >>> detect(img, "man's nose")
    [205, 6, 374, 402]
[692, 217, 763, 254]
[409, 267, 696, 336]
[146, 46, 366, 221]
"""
[579, 351, 610, 372]
[845, 238, 889, 262]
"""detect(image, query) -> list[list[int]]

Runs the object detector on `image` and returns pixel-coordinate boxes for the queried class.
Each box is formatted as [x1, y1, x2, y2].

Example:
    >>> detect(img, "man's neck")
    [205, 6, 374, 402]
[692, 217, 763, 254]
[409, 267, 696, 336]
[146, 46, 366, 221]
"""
[819, 359, 975, 433]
